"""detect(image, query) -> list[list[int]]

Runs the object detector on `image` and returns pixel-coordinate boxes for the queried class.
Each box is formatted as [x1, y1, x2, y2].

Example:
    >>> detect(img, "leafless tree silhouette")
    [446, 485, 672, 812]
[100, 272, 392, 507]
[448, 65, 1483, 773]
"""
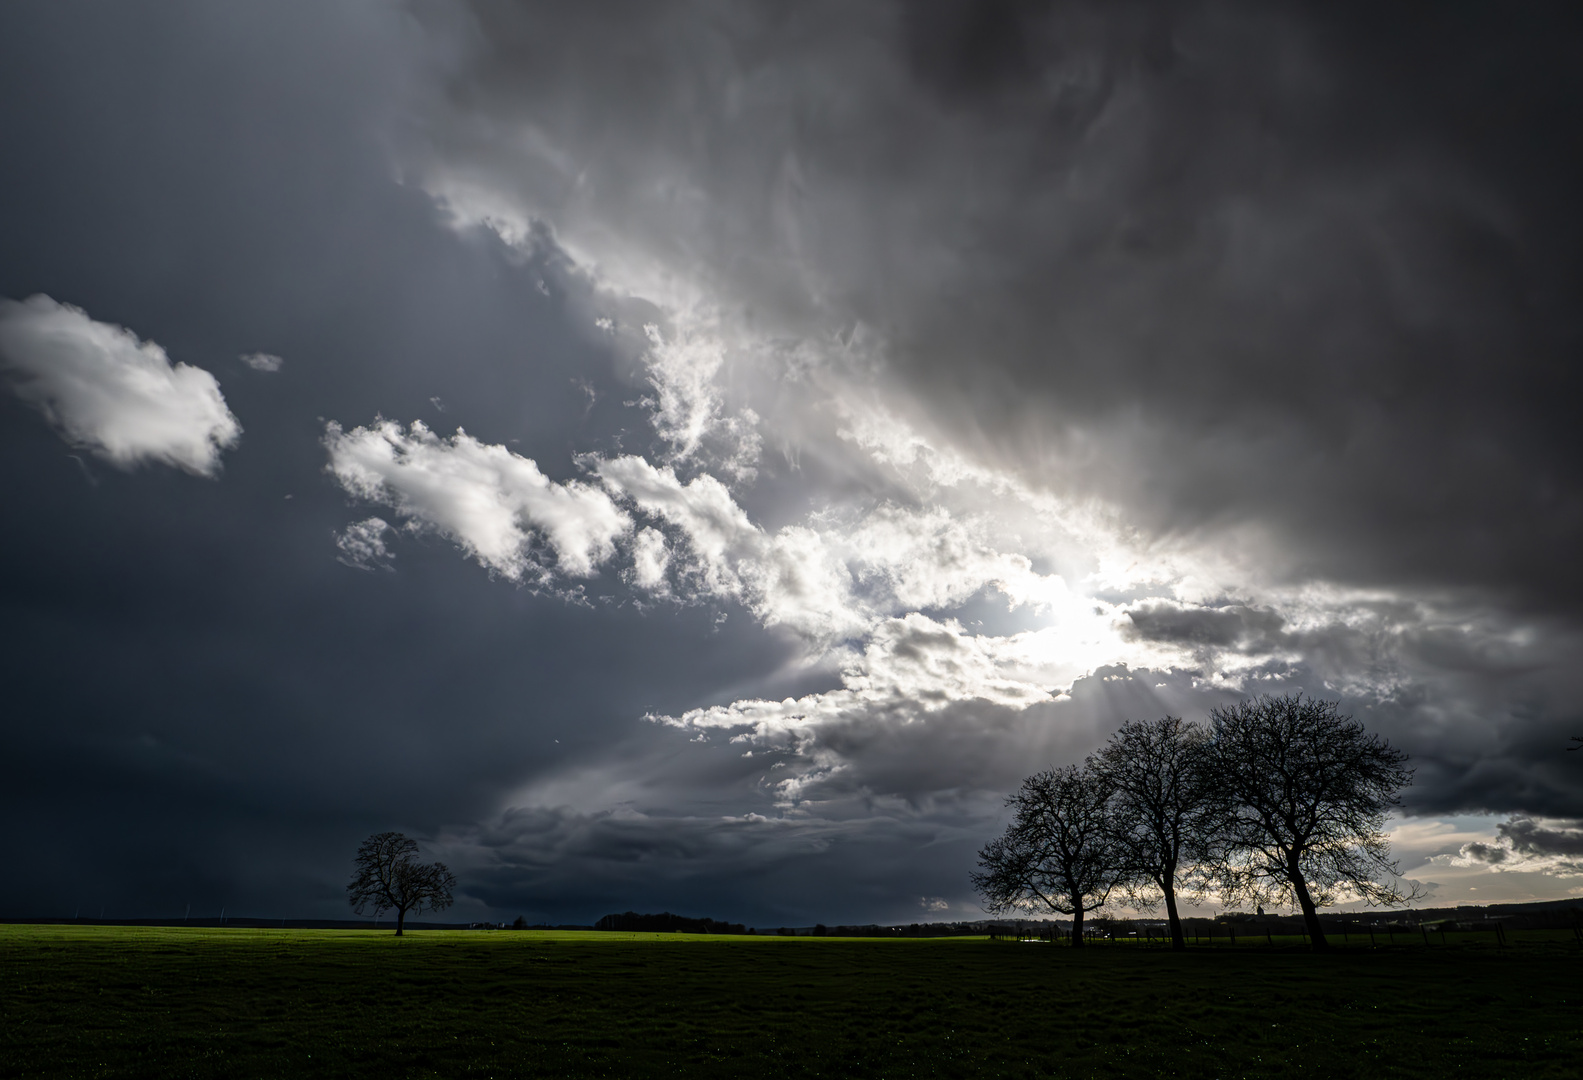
[972, 761, 1124, 946]
[347, 832, 456, 936]
[1206, 695, 1416, 952]
[1096, 716, 1216, 951]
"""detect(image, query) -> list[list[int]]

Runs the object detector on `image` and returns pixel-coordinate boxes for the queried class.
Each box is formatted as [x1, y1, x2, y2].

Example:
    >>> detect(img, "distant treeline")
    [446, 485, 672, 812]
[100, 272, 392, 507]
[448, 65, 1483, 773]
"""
[594, 912, 751, 934]
[585, 905, 1581, 938]
[805, 923, 986, 938]
[593, 912, 993, 937]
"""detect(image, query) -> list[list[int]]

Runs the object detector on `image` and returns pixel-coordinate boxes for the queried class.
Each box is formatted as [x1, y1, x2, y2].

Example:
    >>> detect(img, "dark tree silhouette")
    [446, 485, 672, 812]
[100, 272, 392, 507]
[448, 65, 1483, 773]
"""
[1096, 716, 1215, 951]
[1206, 695, 1415, 952]
[347, 832, 456, 936]
[972, 761, 1124, 947]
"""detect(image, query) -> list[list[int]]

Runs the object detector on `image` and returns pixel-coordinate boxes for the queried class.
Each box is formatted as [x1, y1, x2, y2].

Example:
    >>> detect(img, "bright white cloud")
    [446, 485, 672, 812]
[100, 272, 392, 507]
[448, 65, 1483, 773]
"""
[0, 294, 241, 476]
[598, 454, 855, 643]
[658, 613, 1055, 735]
[626, 526, 671, 594]
[595, 454, 1119, 648]
[325, 420, 629, 582]
[642, 322, 723, 462]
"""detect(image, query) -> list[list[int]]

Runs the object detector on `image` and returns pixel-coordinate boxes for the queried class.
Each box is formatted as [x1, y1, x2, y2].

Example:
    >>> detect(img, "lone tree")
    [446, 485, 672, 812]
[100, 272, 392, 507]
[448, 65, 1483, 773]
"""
[347, 832, 457, 936]
[1095, 716, 1215, 951]
[972, 761, 1124, 946]
[1206, 695, 1415, 952]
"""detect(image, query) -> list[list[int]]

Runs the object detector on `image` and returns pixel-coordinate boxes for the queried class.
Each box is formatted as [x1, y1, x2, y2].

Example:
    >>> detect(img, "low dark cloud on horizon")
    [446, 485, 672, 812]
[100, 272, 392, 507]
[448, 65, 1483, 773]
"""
[2, 0, 1580, 925]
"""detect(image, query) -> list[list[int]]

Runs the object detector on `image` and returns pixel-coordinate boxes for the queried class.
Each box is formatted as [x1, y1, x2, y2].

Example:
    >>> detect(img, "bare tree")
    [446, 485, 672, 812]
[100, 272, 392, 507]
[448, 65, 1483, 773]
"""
[1095, 716, 1215, 951]
[1206, 695, 1415, 952]
[972, 761, 1124, 947]
[347, 832, 457, 936]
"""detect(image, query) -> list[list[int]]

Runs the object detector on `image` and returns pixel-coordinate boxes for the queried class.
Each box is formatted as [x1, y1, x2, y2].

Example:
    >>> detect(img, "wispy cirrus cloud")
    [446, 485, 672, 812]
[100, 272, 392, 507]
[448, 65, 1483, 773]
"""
[334, 516, 396, 572]
[239, 351, 283, 373]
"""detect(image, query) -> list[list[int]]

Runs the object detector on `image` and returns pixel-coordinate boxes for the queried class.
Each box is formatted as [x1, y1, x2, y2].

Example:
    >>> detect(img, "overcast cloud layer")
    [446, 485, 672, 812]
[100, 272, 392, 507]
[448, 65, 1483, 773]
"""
[1, 0, 1580, 926]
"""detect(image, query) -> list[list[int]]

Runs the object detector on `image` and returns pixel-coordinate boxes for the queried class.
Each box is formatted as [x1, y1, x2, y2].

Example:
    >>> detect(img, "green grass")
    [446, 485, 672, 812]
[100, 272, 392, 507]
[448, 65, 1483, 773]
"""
[2, 925, 1578, 1079]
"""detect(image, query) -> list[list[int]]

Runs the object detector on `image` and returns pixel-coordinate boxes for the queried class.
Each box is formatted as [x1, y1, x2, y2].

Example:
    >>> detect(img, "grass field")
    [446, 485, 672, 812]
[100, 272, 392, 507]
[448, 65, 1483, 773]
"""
[3, 925, 1579, 1079]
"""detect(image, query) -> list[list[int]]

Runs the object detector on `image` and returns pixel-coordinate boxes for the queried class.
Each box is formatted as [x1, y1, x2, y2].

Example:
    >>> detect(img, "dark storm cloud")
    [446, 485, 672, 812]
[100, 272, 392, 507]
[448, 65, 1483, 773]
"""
[1123, 601, 1286, 651]
[1493, 817, 1583, 859]
[408, 0, 1583, 881]
[450, 802, 987, 926]
[4, 0, 1582, 924]
[422, 0, 1583, 612]
[0, 0, 808, 920]
[1456, 814, 1583, 878]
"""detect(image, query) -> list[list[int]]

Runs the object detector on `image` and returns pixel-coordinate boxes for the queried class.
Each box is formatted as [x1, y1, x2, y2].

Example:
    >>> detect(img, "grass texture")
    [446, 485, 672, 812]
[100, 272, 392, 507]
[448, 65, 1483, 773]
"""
[2, 924, 1578, 1079]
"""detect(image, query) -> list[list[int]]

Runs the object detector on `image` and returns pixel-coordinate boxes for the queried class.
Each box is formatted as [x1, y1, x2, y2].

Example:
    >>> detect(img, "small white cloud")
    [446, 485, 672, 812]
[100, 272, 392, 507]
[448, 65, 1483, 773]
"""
[920, 897, 950, 912]
[627, 526, 671, 594]
[640, 320, 760, 480]
[240, 352, 283, 373]
[643, 321, 722, 461]
[324, 420, 630, 582]
[335, 517, 395, 571]
[0, 294, 241, 476]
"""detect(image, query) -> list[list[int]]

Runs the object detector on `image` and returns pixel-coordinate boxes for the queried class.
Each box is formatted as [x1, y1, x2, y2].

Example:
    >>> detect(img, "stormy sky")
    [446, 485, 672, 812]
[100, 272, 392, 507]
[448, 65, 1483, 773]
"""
[3, 0, 1580, 926]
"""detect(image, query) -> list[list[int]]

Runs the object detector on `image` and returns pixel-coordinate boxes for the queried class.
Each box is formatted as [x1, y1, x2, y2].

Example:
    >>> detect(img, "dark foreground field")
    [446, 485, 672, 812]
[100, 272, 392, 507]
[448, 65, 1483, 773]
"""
[2, 925, 1578, 1079]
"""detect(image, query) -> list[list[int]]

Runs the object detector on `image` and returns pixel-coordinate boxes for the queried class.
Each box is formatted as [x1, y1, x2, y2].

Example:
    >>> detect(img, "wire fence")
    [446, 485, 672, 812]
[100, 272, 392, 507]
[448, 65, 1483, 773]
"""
[987, 916, 1583, 949]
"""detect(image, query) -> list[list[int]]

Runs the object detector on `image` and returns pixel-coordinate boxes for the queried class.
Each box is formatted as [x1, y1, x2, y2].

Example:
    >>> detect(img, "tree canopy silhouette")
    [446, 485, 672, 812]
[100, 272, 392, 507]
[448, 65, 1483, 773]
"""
[347, 832, 456, 936]
[1095, 715, 1215, 951]
[1206, 695, 1415, 952]
[972, 761, 1123, 946]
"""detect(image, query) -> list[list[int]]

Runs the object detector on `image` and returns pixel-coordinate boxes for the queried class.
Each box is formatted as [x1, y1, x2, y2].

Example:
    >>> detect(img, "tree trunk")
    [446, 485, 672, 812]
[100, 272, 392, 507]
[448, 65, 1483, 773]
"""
[1163, 883, 1186, 951]
[395, 907, 406, 937]
[1288, 867, 1327, 953]
[1070, 907, 1085, 948]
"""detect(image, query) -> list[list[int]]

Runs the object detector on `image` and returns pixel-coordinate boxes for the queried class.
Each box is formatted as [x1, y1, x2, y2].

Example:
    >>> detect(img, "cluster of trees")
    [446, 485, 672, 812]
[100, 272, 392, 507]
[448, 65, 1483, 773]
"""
[973, 694, 1416, 953]
[595, 911, 752, 934]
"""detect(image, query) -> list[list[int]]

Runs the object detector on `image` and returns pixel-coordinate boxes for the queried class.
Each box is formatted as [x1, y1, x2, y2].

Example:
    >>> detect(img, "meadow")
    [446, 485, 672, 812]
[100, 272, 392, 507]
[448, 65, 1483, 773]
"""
[2, 924, 1578, 1079]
